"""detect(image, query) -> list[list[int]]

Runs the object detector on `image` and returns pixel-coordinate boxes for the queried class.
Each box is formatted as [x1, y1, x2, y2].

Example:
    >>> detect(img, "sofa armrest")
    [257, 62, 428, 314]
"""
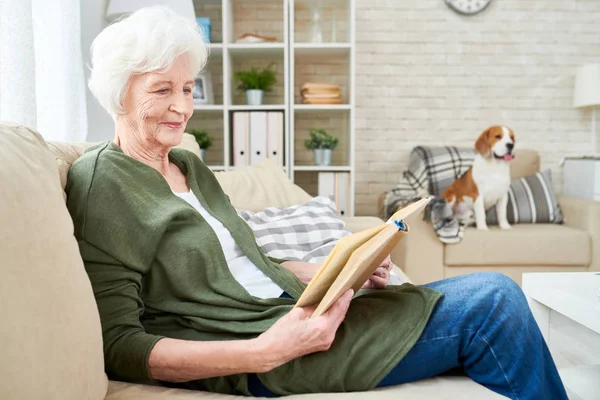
[559, 196, 600, 271]
[340, 216, 382, 234]
[395, 210, 445, 285]
[340, 216, 412, 284]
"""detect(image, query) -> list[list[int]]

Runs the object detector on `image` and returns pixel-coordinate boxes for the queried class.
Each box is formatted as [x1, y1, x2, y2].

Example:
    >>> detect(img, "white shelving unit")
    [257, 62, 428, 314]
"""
[190, 0, 355, 215]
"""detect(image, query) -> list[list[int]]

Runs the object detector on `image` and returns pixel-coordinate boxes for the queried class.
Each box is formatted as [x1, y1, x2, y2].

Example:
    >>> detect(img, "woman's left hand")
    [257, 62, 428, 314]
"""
[361, 255, 393, 289]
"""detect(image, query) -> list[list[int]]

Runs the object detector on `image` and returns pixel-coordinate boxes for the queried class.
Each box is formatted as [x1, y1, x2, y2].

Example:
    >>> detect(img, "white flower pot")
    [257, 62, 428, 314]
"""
[199, 148, 206, 161]
[313, 149, 332, 166]
[246, 90, 264, 105]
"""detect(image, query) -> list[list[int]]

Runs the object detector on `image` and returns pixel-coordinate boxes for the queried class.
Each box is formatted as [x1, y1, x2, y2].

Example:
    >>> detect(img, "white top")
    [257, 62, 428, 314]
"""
[522, 272, 600, 335]
[173, 190, 284, 299]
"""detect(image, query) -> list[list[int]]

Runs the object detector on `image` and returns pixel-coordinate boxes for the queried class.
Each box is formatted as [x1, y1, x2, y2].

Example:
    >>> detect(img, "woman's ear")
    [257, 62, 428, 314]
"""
[475, 128, 491, 157]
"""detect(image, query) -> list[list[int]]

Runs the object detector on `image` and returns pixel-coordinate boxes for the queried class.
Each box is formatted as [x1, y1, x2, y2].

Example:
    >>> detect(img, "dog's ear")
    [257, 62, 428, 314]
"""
[475, 128, 492, 157]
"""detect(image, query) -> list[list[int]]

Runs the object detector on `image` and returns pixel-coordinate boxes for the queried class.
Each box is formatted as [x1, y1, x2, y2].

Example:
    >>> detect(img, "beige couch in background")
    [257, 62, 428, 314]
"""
[383, 149, 600, 286]
[0, 122, 505, 400]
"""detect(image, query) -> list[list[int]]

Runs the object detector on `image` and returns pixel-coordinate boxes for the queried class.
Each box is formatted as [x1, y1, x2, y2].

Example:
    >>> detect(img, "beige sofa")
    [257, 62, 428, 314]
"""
[0, 122, 505, 399]
[384, 149, 600, 286]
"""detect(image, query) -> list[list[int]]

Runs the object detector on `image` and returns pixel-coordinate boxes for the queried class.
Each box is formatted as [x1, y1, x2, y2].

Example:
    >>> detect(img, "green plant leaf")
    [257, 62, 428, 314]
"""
[187, 129, 213, 149]
[304, 128, 339, 150]
[234, 63, 277, 92]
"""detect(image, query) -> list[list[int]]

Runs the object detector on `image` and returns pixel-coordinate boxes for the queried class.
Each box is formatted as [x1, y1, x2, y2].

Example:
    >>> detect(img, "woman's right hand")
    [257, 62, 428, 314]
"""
[254, 289, 353, 373]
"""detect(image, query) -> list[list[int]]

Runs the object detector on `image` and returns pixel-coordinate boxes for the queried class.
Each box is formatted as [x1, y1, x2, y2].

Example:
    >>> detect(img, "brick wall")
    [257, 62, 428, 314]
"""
[354, 0, 600, 215]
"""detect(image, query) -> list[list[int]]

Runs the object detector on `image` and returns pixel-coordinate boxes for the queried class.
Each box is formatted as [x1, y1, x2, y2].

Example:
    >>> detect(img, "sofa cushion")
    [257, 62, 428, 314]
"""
[47, 141, 92, 199]
[341, 216, 388, 234]
[445, 224, 591, 266]
[238, 196, 351, 263]
[214, 159, 313, 211]
[106, 376, 505, 399]
[0, 123, 107, 399]
[509, 149, 540, 180]
[47, 133, 202, 196]
[486, 169, 563, 225]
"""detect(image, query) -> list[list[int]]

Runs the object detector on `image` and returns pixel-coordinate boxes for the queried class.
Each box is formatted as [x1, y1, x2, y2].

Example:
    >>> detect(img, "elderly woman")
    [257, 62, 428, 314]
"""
[66, 6, 567, 400]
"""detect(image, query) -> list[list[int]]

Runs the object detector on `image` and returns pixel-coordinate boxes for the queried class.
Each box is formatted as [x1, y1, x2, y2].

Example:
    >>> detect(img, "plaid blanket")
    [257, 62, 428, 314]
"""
[382, 146, 476, 244]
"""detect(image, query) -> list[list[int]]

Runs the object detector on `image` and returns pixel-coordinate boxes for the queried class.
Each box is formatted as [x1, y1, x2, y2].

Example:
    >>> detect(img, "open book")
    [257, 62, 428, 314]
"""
[295, 197, 432, 317]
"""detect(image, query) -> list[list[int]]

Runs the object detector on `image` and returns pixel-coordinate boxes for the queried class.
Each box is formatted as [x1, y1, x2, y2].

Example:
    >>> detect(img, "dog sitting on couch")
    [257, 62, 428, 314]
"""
[442, 125, 516, 230]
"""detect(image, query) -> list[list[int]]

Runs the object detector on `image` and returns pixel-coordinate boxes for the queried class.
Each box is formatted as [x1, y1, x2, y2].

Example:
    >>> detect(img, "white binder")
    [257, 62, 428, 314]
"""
[250, 112, 267, 165]
[267, 112, 284, 166]
[232, 112, 250, 167]
[318, 172, 351, 216]
[336, 172, 350, 216]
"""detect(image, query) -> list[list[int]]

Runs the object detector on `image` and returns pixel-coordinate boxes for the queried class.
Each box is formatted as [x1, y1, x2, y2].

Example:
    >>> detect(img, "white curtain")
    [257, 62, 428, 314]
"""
[0, 0, 88, 142]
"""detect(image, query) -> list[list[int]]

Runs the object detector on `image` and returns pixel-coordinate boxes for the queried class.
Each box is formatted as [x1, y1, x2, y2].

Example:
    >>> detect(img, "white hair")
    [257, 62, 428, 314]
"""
[88, 5, 209, 118]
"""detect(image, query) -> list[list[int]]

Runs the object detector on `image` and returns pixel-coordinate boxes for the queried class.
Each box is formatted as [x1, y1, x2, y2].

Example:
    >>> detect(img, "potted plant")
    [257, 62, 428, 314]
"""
[234, 64, 277, 105]
[187, 129, 213, 161]
[304, 128, 339, 166]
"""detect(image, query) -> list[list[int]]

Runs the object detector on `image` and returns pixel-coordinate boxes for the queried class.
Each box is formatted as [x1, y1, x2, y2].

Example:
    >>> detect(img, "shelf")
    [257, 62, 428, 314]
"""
[193, 104, 224, 111]
[207, 43, 223, 56]
[294, 43, 351, 56]
[293, 166, 352, 172]
[294, 104, 351, 112]
[229, 165, 288, 172]
[227, 43, 285, 58]
[187, 0, 355, 215]
[229, 105, 286, 111]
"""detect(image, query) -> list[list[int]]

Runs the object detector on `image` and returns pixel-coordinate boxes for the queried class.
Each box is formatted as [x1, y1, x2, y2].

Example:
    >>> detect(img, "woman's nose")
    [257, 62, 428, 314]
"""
[169, 91, 191, 114]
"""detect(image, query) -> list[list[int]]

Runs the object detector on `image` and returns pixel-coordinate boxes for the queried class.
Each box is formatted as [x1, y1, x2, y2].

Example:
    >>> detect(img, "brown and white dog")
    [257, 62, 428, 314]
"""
[442, 126, 516, 230]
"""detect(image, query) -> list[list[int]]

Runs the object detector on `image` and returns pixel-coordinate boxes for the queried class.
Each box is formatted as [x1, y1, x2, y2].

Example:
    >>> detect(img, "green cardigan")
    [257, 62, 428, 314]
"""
[65, 141, 443, 395]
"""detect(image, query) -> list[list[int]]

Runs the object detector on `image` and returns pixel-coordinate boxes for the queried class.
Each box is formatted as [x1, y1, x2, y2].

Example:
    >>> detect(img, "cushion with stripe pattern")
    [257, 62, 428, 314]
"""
[237, 196, 352, 263]
[486, 169, 563, 224]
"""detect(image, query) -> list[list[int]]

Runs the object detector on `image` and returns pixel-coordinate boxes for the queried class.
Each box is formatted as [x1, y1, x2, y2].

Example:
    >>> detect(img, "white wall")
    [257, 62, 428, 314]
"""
[80, 0, 114, 142]
[354, 0, 600, 215]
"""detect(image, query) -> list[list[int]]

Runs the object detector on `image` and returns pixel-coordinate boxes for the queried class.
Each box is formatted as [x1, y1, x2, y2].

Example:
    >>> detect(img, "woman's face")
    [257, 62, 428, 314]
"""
[121, 54, 195, 149]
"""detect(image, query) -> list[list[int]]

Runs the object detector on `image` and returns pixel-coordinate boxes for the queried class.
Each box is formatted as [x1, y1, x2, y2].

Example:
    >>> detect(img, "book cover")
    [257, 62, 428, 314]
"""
[295, 197, 433, 317]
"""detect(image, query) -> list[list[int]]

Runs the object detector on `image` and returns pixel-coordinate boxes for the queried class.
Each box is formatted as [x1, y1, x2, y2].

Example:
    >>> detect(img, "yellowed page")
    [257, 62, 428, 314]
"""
[297, 196, 432, 317]
[312, 223, 407, 317]
[295, 225, 384, 308]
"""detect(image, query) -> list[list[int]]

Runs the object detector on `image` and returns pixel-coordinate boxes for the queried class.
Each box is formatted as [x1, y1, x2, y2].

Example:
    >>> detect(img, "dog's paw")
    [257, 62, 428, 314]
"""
[476, 224, 489, 231]
[499, 222, 512, 230]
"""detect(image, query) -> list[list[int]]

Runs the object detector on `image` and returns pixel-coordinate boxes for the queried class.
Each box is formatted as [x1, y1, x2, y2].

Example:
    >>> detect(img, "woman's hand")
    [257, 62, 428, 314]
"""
[254, 289, 353, 373]
[361, 255, 393, 289]
[280, 261, 320, 284]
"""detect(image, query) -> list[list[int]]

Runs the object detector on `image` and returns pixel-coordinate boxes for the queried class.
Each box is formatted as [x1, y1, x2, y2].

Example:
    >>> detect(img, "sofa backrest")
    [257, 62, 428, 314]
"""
[48, 132, 203, 199]
[0, 122, 108, 400]
[48, 133, 312, 211]
[408, 146, 541, 197]
[510, 149, 540, 180]
[214, 159, 313, 211]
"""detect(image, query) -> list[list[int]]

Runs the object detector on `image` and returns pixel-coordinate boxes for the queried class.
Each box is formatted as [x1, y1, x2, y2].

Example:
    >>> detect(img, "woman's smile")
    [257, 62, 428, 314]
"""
[162, 122, 183, 130]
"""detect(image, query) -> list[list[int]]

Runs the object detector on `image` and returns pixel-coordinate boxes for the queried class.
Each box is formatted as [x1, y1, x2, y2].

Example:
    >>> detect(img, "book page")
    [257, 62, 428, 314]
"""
[295, 196, 433, 316]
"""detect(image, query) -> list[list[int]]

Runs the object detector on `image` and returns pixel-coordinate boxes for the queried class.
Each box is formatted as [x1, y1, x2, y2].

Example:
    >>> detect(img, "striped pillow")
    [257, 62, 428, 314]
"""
[486, 169, 563, 224]
[237, 197, 408, 285]
[236, 196, 352, 263]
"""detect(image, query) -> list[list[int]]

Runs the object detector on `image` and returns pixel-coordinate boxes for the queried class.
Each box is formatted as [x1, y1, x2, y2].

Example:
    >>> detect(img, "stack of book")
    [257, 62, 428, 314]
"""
[301, 82, 342, 105]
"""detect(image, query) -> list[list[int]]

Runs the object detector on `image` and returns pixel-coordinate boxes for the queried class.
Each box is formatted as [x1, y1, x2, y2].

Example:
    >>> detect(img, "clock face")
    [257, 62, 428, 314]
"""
[445, 0, 493, 15]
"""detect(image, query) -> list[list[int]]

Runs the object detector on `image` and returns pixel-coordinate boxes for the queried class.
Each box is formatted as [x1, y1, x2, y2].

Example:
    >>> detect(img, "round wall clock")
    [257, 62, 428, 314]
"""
[445, 0, 493, 15]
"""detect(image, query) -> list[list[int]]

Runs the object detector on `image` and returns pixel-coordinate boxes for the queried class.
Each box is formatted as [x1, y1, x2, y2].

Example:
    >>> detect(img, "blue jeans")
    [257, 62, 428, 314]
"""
[248, 272, 568, 399]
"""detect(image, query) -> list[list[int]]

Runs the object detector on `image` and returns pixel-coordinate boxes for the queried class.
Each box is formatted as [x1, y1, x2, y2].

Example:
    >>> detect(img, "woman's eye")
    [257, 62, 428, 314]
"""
[184, 87, 192, 93]
[157, 88, 169, 94]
